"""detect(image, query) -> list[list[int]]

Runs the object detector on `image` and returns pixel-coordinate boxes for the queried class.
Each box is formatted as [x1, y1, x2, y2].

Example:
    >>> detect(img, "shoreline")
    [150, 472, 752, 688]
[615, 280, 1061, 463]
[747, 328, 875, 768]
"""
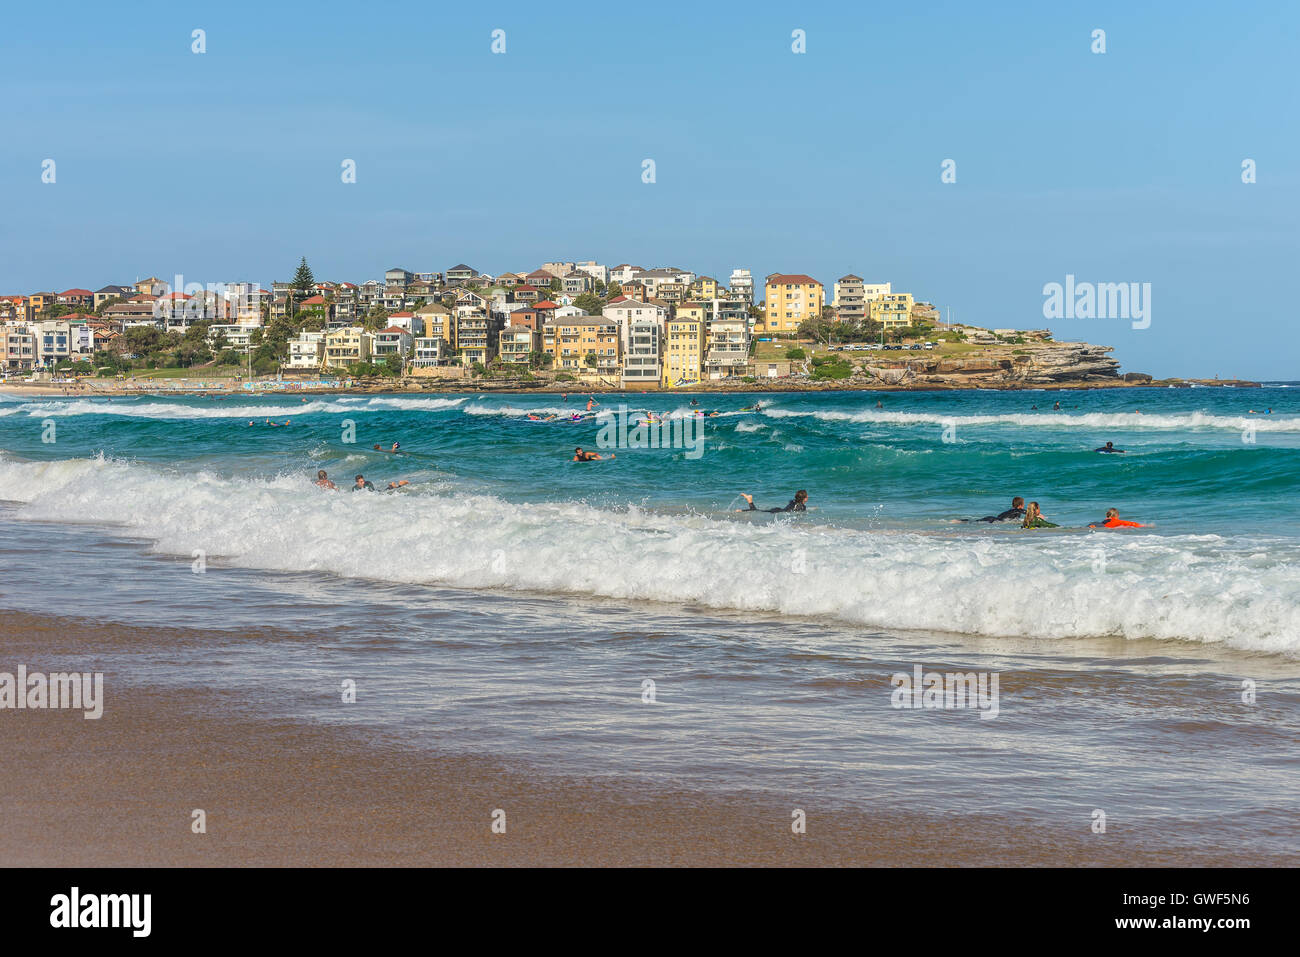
[2, 611, 1292, 867]
[0, 378, 1264, 399]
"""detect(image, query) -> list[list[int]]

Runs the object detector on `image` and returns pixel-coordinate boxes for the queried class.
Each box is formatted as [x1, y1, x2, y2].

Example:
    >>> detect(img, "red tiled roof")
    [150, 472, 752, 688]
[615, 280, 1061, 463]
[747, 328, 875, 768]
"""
[300, 295, 326, 305]
[767, 274, 821, 286]
[379, 326, 409, 335]
[60, 288, 93, 296]
[534, 300, 558, 309]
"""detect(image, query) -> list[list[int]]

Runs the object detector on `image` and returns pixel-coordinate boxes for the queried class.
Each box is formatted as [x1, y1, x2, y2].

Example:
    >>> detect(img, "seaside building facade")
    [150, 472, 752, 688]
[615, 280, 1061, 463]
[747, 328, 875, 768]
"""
[762, 274, 824, 336]
[869, 292, 916, 330]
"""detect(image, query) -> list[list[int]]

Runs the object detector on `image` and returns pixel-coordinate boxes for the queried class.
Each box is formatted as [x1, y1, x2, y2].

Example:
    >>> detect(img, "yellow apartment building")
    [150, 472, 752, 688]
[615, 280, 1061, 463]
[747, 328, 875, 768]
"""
[662, 307, 705, 385]
[761, 274, 823, 336]
[868, 292, 916, 330]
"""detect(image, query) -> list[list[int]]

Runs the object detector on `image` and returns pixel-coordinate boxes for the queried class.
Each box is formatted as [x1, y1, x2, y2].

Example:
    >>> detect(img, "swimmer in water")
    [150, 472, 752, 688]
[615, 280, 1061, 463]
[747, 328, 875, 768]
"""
[573, 447, 612, 461]
[1095, 441, 1125, 453]
[384, 480, 410, 491]
[736, 490, 808, 513]
[1248, 408, 1273, 414]
[1021, 501, 1058, 528]
[350, 474, 375, 491]
[966, 496, 1026, 523]
[314, 470, 337, 490]
[1089, 507, 1146, 529]
[586, 396, 599, 411]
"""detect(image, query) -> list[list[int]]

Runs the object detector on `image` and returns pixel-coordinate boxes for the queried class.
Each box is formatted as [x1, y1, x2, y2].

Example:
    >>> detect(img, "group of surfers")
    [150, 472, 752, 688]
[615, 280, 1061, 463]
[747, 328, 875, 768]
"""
[313, 470, 409, 492]
[968, 496, 1146, 530]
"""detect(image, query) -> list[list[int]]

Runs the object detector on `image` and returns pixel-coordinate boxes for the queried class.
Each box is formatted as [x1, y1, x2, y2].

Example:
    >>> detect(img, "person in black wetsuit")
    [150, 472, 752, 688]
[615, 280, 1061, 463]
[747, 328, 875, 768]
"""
[737, 490, 808, 512]
[351, 474, 375, 491]
[1095, 441, 1125, 453]
[964, 496, 1025, 523]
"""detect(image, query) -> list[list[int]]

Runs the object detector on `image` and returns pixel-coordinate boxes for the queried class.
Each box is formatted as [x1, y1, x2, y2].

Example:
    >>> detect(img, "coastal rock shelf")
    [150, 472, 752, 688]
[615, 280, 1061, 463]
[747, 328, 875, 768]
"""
[863, 342, 1123, 387]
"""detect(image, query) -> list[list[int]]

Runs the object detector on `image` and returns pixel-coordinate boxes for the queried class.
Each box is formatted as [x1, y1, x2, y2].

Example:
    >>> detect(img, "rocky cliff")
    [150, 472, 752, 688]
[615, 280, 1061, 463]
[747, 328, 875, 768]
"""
[861, 341, 1123, 387]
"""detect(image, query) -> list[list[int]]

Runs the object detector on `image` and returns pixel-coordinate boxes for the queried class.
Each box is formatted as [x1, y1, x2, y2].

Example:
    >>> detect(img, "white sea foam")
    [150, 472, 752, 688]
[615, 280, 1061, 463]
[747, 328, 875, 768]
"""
[1, 453, 1297, 656]
[764, 408, 1300, 432]
[8, 395, 467, 420]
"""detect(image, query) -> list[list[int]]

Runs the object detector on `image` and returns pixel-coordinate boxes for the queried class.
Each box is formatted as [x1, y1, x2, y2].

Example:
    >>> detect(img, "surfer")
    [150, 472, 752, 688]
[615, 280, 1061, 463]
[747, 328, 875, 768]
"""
[736, 490, 808, 513]
[573, 447, 613, 461]
[1089, 508, 1146, 529]
[1095, 441, 1125, 453]
[965, 497, 1026, 523]
[314, 470, 337, 490]
[1021, 502, 1058, 529]
[586, 396, 599, 411]
[1248, 408, 1273, 414]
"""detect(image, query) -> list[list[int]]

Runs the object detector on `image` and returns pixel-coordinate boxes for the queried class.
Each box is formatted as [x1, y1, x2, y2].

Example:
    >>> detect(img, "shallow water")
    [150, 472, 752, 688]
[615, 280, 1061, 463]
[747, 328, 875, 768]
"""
[2, 387, 1297, 861]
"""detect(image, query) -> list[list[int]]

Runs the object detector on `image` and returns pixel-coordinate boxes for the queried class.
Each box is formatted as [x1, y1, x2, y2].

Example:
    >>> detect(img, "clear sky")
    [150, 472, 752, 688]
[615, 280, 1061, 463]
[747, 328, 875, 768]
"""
[2, 0, 1296, 378]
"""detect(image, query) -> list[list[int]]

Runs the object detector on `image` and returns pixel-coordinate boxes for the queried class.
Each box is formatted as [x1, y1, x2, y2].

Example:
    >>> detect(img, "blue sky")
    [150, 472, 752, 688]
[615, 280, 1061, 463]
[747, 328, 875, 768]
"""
[2, 0, 1296, 378]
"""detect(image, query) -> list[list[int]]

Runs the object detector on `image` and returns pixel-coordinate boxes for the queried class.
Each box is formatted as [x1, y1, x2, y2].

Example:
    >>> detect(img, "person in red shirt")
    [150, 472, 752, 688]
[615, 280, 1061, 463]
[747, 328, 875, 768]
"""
[1090, 508, 1145, 529]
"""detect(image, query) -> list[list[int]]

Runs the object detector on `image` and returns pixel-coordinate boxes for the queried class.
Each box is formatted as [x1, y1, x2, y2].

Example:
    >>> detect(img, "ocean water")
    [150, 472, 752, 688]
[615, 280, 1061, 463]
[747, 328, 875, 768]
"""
[2, 386, 1298, 861]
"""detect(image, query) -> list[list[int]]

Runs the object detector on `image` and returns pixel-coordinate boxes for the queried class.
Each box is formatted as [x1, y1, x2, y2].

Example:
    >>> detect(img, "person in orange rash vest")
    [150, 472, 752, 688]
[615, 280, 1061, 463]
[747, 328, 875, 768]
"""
[1090, 507, 1146, 529]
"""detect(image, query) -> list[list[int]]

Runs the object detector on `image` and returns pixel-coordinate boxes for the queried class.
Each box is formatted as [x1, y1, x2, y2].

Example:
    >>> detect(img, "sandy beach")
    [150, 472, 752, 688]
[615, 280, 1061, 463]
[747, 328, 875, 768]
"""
[1, 611, 1283, 868]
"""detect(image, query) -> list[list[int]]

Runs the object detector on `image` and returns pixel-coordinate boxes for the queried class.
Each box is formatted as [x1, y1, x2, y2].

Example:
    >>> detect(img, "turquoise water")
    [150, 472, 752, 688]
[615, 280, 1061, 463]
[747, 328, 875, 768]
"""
[2, 386, 1298, 861]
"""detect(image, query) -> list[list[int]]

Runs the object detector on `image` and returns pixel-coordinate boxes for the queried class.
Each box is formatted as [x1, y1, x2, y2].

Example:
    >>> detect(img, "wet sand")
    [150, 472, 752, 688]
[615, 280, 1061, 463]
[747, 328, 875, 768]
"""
[0, 614, 1276, 867]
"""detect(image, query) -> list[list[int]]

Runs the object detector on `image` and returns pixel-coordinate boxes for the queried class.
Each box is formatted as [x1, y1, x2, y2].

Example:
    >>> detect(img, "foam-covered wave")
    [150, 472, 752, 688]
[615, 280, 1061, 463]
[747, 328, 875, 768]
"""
[765, 408, 1300, 432]
[9, 395, 467, 420]
[2, 453, 1297, 656]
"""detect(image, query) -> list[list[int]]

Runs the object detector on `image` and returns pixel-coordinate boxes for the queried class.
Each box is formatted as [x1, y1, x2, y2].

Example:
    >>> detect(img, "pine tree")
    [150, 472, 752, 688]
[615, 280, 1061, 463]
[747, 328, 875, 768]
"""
[291, 257, 315, 301]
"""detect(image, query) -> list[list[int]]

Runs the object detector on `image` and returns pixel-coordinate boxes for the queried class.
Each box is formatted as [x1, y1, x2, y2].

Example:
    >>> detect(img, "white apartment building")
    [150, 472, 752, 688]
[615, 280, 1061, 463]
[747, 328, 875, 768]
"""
[729, 268, 754, 304]
[286, 331, 325, 369]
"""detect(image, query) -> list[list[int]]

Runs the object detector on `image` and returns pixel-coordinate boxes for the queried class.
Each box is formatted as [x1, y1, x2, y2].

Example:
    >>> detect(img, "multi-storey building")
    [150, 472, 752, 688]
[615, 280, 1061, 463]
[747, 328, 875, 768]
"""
[868, 292, 916, 330]
[662, 308, 705, 386]
[416, 303, 456, 352]
[456, 314, 497, 366]
[833, 275, 866, 322]
[546, 316, 620, 375]
[498, 325, 540, 366]
[322, 327, 372, 369]
[761, 274, 823, 336]
[286, 331, 325, 369]
[372, 326, 413, 363]
[728, 269, 754, 304]
[705, 314, 749, 379]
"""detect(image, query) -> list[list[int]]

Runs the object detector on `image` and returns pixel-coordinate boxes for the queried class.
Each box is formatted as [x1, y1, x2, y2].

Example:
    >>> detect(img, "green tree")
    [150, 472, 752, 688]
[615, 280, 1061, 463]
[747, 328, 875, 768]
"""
[606, 282, 622, 299]
[291, 257, 315, 305]
[583, 352, 598, 368]
[573, 292, 605, 315]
